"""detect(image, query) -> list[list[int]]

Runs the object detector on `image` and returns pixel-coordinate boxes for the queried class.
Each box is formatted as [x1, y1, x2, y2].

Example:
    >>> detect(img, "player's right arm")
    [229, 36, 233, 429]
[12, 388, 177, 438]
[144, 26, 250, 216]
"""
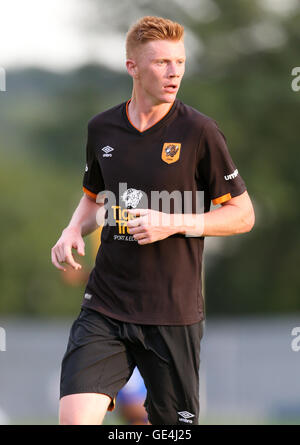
[51, 193, 103, 272]
[52, 116, 106, 271]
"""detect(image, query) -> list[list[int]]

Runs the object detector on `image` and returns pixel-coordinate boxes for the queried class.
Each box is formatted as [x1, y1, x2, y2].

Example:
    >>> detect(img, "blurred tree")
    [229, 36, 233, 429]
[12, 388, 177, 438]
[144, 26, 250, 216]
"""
[1, 0, 300, 316]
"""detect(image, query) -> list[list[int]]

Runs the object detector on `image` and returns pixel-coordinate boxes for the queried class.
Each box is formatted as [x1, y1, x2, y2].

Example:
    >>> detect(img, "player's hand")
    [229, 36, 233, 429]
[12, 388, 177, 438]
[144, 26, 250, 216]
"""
[127, 209, 179, 245]
[51, 226, 85, 271]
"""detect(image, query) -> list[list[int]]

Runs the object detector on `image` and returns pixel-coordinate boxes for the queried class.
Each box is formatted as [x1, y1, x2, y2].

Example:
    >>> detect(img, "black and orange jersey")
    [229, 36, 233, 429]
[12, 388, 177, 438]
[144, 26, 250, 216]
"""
[81, 98, 247, 325]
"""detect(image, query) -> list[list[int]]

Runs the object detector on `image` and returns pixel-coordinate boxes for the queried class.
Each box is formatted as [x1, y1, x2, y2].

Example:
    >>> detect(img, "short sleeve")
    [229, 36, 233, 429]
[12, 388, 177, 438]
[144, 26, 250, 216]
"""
[82, 123, 105, 199]
[197, 119, 247, 205]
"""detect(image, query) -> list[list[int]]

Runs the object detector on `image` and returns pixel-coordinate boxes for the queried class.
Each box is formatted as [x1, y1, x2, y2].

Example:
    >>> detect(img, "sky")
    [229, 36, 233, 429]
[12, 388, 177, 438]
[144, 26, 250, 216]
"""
[0, 0, 126, 72]
[0, 0, 202, 74]
[0, 0, 298, 73]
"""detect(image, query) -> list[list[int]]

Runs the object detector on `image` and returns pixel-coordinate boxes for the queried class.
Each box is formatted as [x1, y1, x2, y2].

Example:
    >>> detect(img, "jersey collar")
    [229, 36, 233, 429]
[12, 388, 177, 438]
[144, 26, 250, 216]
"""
[123, 99, 178, 135]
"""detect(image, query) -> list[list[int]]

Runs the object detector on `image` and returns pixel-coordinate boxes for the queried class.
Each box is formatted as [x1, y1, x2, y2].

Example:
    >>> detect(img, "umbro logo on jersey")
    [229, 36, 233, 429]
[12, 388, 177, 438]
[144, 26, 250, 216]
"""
[84, 293, 92, 300]
[161, 142, 181, 164]
[177, 411, 195, 423]
[224, 169, 238, 180]
[101, 145, 114, 157]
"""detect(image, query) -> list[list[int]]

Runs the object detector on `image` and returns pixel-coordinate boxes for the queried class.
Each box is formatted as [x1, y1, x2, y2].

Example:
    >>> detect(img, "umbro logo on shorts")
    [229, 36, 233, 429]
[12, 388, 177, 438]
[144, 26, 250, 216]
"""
[177, 411, 195, 423]
[84, 293, 92, 300]
[101, 145, 114, 157]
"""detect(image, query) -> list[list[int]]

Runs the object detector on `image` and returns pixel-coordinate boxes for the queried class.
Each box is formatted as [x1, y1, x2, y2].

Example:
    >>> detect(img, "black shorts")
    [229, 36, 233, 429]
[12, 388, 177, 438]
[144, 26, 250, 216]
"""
[60, 307, 204, 425]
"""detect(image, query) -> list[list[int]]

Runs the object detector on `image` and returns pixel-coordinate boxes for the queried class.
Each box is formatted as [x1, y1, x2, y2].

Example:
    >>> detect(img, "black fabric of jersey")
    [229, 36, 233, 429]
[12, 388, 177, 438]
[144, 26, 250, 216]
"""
[81, 99, 247, 325]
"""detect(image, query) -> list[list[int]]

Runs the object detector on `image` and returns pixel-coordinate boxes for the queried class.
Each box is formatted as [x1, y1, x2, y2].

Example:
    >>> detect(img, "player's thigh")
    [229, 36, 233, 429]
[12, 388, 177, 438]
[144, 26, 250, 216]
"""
[59, 393, 111, 425]
[133, 321, 204, 425]
[60, 308, 135, 422]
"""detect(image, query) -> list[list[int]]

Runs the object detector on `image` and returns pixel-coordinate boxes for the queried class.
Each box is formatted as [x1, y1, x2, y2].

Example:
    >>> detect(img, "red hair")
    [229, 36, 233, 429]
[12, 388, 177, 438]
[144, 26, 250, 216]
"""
[126, 16, 184, 59]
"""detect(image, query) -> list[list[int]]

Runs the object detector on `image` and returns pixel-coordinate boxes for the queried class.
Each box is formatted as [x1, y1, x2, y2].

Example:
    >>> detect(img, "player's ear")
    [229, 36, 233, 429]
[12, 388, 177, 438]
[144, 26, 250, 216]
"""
[126, 59, 139, 79]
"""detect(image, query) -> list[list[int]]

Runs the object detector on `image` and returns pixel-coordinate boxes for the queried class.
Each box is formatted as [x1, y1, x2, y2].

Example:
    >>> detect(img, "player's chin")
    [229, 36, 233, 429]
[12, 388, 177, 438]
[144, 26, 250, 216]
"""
[159, 92, 177, 103]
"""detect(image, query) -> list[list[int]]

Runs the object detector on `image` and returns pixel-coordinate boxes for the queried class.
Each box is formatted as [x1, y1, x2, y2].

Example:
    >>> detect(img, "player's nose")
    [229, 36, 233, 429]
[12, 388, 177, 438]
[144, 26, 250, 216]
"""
[167, 61, 181, 77]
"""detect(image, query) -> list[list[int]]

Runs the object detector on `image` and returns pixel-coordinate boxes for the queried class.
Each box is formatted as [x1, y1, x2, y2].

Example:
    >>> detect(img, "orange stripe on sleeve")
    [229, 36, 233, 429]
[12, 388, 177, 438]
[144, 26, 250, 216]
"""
[83, 186, 97, 199]
[212, 193, 232, 205]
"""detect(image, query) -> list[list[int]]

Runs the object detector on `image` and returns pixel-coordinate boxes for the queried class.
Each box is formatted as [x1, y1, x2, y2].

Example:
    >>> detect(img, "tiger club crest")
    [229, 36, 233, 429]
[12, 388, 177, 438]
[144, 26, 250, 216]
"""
[161, 143, 181, 164]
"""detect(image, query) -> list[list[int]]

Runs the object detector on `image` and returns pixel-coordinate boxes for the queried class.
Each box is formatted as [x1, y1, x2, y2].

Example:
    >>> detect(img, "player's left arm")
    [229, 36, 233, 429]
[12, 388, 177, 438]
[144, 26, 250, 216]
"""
[127, 190, 254, 244]
[185, 189, 255, 237]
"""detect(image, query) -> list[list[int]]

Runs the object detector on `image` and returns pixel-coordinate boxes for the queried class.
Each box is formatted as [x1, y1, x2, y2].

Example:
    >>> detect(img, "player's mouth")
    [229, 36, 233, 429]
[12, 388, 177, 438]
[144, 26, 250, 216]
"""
[163, 84, 178, 93]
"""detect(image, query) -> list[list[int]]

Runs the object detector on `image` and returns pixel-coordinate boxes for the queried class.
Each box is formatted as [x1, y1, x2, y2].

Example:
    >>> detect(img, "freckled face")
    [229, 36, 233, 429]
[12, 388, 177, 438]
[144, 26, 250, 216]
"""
[133, 39, 186, 104]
